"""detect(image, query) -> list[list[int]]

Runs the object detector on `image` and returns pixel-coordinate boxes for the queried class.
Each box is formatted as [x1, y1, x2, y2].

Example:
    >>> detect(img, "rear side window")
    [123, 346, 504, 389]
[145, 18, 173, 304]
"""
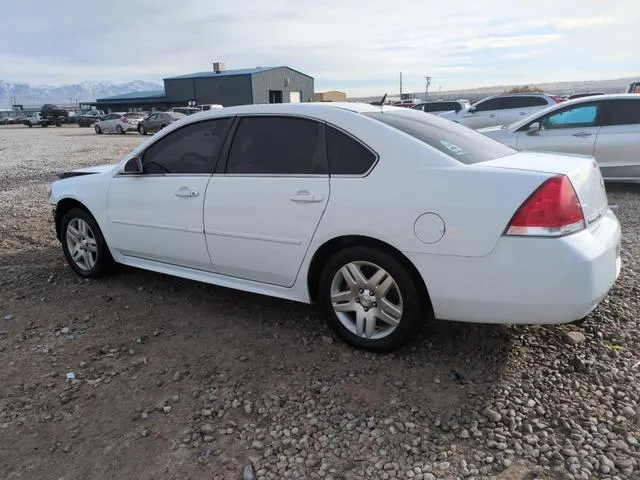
[474, 97, 505, 111]
[327, 126, 377, 175]
[604, 99, 640, 126]
[363, 109, 515, 165]
[503, 96, 549, 109]
[142, 118, 231, 174]
[226, 116, 326, 175]
[542, 103, 600, 129]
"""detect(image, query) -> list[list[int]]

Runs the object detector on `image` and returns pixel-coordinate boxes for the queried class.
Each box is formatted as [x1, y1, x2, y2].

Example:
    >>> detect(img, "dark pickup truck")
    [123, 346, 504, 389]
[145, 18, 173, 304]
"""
[40, 104, 69, 127]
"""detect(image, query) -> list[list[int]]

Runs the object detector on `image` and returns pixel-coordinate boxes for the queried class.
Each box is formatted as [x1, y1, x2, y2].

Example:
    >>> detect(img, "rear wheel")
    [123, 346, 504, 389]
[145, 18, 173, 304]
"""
[60, 208, 115, 278]
[95, 125, 102, 134]
[116, 125, 124, 134]
[318, 246, 428, 351]
[138, 125, 147, 135]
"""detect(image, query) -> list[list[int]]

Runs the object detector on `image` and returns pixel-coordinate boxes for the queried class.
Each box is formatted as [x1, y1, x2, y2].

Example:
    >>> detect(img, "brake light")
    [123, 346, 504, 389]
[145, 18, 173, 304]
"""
[506, 175, 585, 237]
[120, 116, 129, 123]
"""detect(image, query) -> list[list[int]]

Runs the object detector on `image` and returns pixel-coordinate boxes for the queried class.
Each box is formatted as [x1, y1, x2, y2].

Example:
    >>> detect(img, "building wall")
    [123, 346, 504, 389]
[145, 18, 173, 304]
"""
[164, 76, 253, 107]
[251, 68, 314, 104]
[314, 91, 347, 102]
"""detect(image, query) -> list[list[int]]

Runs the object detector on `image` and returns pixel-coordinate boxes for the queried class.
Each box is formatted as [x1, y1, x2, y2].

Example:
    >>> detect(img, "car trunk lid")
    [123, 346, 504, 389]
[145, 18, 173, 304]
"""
[477, 151, 608, 230]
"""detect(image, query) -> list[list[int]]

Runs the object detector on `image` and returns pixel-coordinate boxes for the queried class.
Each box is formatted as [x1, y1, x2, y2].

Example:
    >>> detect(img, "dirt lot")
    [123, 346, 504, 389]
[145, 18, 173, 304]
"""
[1, 125, 639, 480]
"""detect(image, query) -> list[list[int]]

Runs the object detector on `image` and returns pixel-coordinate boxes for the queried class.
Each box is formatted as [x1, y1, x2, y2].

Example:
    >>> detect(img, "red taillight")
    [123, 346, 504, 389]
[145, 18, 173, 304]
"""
[121, 116, 129, 123]
[506, 175, 585, 237]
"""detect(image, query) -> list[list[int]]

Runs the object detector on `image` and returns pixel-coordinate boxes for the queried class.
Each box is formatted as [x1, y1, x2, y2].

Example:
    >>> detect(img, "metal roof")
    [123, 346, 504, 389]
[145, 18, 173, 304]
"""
[96, 90, 166, 101]
[164, 66, 281, 80]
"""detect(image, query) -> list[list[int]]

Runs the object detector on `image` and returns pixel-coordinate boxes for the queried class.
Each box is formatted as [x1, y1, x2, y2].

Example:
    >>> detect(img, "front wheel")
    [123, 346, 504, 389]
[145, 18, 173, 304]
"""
[116, 125, 124, 134]
[60, 208, 115, 278]
[318, 246, 428, 351]
[95, 125, 102, 134]
[138, 125, 147, 135]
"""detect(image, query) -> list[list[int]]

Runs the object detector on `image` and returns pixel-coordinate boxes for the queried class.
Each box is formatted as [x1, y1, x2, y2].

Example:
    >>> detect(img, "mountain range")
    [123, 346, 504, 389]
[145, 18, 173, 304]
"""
[0, 80, 164, 108]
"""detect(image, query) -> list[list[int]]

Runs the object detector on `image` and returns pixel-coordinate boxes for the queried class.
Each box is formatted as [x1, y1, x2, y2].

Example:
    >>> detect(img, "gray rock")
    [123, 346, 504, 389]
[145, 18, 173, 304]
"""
[563, 331, 586, 345]
[622, 406, 635, 417]
[243, 461, 256, 480]
[4, 313, 14, 321]
[482, 407, 502, 423]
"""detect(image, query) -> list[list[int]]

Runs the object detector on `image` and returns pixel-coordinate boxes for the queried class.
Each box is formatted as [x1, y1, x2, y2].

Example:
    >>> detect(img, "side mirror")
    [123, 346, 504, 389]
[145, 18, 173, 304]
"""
[468, 106, 477, 114]
[123, 156, 143, 174]
[527, 122, 541, 135]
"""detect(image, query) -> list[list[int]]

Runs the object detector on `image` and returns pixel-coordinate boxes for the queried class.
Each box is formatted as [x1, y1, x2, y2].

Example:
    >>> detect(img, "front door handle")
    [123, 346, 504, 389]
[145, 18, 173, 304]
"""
[519, 111, 527, 116]
[175, 187, 199, 198]
[488, 114, 497, 118]
[290, 191, 323, 203]
[572, 132, 593, 137]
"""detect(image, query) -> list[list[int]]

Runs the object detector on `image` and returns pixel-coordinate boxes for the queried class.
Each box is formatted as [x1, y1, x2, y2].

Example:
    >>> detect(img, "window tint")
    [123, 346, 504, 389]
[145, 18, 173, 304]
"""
[430, 102, 461, 112]
[364, 109, 515, 165]
[604, 99, 640, 126]
[503, 96, 549, 109]
[542, 104, 599, 129]
[474, 97, 504, 111]
[327, 126, 377, 175]
[142, 118, 231, 174]
[125, 113, 145, 119]
[226, 116, 325, 175]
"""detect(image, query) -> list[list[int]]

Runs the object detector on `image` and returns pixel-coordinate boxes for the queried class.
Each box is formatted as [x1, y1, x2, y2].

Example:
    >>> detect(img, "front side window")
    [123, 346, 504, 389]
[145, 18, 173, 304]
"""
[364, 109, 515, 165]
[327, 126, 377, 175]
[226, 116, 326, 175]
[504, 96, 549, 109]
[142, 118, 232, 174]
[542, 103, 600, 129]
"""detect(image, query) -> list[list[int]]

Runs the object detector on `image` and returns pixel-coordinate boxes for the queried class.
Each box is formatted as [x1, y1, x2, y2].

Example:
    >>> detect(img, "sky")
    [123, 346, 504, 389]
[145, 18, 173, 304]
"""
[2, 0, 639, 96]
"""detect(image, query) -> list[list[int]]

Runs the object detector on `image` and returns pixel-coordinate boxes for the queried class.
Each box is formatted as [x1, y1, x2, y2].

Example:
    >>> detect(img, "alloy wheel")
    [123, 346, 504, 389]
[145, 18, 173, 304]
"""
[330, 261, 403, 340]
[65, 218, 98, 271]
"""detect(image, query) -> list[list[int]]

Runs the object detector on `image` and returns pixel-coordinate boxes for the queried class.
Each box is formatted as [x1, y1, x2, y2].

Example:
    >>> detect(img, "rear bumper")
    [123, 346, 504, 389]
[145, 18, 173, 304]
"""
[407, 209, 621, 324]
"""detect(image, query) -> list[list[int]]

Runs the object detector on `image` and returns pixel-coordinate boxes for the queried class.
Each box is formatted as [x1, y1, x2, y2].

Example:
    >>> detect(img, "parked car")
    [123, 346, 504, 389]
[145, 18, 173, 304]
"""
[23, 112, 42, 127]
[94, 112, 146, 134]
[479, 94, 640, 181]
[391, 99, 421, 108]
[48, 103, 620, 351]
[565, 92, 605, 100]
[137, 111, 185, 134]
[627, 82, 640, 94]
[40, 104, 69, 127]
[439, 94, 560, 129]
[198, 104, 224, 111]
[170, 107, 201, 116]
[411, 100, 470, 115]
[77, 110, 105, 127]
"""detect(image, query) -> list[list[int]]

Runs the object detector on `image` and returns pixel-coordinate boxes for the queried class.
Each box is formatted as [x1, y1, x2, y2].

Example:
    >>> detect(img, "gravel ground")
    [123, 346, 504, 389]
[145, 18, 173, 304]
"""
[0, 125, 639, 480]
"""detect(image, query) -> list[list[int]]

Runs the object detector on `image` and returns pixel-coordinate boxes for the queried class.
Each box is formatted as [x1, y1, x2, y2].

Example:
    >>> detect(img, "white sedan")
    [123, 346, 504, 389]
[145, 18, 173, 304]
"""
[480, 94, 640, 182]
[48, 103, 621, 351]
[94, 112, 146, 134]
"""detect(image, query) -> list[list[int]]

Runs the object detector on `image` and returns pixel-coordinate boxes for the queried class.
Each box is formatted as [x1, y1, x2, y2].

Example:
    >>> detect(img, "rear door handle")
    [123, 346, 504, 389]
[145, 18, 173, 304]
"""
[175, 187, 199, 198]
[519, 111, 527, 116]
[488, 114, 497, 118]
[290, 191, 323, 203]
[572, 132, 593, 137]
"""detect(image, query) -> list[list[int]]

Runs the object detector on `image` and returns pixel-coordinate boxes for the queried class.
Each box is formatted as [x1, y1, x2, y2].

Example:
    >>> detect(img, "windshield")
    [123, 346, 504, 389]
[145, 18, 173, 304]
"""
[169, 112, 186, 119]
[363, 109, 515, 165]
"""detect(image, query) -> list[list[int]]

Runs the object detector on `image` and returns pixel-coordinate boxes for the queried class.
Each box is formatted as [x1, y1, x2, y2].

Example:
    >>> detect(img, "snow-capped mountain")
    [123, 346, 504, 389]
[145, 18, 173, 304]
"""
[0, 80, 164, 107]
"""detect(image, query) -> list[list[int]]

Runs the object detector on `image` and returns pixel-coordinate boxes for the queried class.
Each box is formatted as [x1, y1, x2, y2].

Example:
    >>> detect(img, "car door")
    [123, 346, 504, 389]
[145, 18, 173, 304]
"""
[204, 115, 330, 287]
[593, 98, 640, 179]
[516, 101, 602, 156]
[498, 96, 549, 126]
[460, 97, 504, 129]
[107, 118, 233, 270]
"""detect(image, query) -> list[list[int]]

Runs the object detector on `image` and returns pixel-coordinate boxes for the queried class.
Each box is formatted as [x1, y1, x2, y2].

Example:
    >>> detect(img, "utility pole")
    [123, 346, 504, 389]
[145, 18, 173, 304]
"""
[425, 76, 431, 101]
[399, 72, 403, 98]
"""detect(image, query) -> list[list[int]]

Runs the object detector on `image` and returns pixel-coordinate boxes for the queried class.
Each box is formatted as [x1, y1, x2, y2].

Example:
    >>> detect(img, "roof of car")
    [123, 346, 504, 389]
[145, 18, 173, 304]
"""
[199, 102, 394, 116]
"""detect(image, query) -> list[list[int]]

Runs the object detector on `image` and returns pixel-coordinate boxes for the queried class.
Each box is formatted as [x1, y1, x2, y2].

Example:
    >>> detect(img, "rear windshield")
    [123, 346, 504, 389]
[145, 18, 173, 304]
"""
[363, 109, 515, 165]
[169, 112, 186, 119]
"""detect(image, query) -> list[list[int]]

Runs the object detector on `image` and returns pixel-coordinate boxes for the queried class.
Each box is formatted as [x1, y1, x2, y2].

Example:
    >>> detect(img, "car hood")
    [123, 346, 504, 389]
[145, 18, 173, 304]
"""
[58, 164, 117, 179]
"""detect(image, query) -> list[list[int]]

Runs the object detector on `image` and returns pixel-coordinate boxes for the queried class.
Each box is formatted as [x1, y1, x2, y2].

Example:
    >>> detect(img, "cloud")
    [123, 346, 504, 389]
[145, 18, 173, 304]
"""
[0, 1, 636, 97]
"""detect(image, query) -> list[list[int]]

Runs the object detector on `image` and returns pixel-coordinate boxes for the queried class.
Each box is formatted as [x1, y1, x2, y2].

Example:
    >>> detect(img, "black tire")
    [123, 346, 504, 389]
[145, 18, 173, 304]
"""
[28, 123, 33, 128]
[116, 125, 125, 135]
[317, 246, 428, 352]
[95, 125, 102, 134]
[160, 123, 166, 130]
[56, 124, 62, 127]
[138, 125, 147, 135]
[42, 123, 48, 127]
[60, 208, 115, 278]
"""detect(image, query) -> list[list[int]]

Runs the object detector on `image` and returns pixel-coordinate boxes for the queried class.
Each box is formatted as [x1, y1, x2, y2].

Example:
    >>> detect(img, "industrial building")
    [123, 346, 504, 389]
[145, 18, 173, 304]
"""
[314, 91, 347, 102]
[93, 63, 314, 112]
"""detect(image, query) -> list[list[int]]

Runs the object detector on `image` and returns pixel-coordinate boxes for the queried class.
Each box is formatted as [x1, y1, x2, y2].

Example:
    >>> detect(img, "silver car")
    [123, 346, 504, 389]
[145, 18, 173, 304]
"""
[94, 112, 145, 134]
[480, 94, 640, 181]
